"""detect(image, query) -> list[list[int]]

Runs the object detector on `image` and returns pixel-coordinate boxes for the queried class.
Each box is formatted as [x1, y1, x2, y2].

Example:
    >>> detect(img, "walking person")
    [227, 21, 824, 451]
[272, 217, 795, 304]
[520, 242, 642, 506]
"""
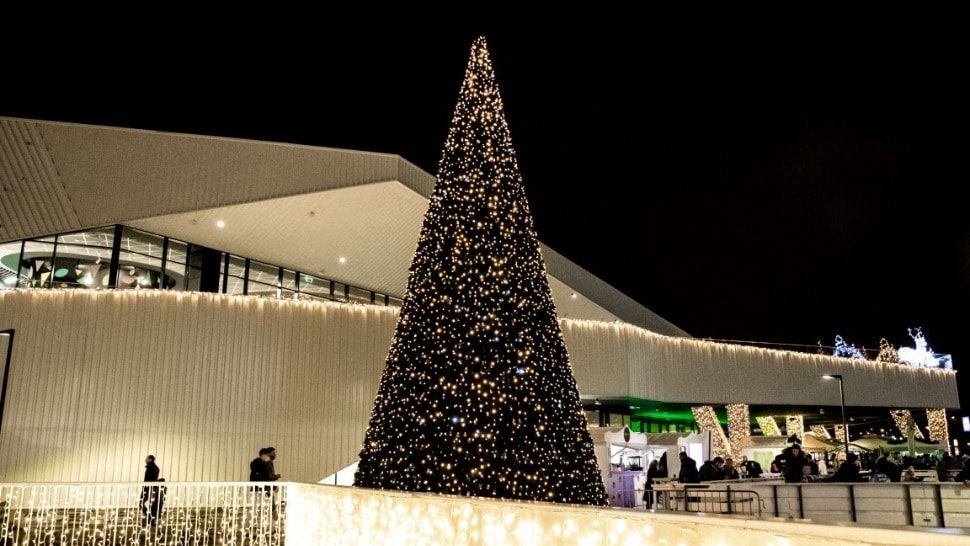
[265, 447, 281, 482]
[140, 455, 161, 526]
[250, 448, 271, 485]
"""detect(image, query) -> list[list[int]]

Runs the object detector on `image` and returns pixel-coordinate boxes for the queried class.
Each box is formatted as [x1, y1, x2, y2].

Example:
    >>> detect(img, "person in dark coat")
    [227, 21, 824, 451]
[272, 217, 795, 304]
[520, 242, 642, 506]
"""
[699, 457, 725, 482]
[677, 452, 700, 484]
[954, 459, 970, 483]
[740, 456, 763, 478]
[250, 448, 272, 489]
[826, 452, 865, 482]
[874, 456, 901, 482]
[722, 458, 740, 480]
[643, 460, 662, 509]
[265, 446, 281, 481]
[140, 455, 161, 525]
[146, 479, 167, 525]
[783, 445, 809, 483]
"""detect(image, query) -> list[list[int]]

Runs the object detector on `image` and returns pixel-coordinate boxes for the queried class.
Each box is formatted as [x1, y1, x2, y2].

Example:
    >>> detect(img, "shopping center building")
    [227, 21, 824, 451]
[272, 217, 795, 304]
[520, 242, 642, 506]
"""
[0, 117, 959, 484]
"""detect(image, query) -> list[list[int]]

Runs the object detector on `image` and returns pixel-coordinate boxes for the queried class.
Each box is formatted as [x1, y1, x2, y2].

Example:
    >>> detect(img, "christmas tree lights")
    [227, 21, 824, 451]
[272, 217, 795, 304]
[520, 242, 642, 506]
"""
[876, 338, 899, 364]
[833, 335, 865, 359]
[354, 37, 606, 505]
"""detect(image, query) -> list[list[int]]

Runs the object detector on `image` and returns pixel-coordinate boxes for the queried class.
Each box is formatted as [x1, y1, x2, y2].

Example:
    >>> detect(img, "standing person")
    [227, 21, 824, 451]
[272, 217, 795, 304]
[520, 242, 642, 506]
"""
[643, 460, 661, 509]
[250, 448, 271, 486]
[140, 455, 161, 526]
[741, 455, 763, 478]
[699, 457, 725, 482]
[265, 447, 281, 481]
[783, 445, 808, 483]
[677, 452, 700, 484]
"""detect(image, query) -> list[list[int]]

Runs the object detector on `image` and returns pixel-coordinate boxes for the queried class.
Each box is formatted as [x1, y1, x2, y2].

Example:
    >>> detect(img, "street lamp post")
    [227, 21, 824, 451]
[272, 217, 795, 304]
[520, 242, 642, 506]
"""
[823, 374, 849, 457]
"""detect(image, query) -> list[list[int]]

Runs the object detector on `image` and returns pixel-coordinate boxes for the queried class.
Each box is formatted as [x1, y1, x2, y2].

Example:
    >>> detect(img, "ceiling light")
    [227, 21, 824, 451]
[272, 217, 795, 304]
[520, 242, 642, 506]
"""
[2, 277, 17, 286]
[216, 220, 226, 229]
[594, 399, 602, 406]
[338, 256, 347, 265]
[570, 293, 577, 299]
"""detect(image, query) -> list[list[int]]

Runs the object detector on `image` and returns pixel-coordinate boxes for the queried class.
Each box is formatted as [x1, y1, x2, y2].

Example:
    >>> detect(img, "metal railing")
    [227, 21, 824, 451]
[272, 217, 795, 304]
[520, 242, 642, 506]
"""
[1, 482, 285, 545]
[647, 485, 763, 517]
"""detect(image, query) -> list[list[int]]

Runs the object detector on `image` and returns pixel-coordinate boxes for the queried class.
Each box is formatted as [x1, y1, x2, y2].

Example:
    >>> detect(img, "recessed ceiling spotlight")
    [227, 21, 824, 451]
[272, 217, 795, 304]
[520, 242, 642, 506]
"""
[216, 220, 226, 229]
[338, 256, 347, 265]
[570, 293, 577, 299]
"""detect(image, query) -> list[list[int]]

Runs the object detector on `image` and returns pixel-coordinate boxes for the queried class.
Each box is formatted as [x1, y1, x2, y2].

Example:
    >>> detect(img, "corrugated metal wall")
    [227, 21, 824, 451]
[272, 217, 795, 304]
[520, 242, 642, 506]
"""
[0, 291, 958, 483]
[0, 119, 82, 239]
[0, 117, 433, 242]
[0, 289, 397, 483]
[561, 319, 960, 408]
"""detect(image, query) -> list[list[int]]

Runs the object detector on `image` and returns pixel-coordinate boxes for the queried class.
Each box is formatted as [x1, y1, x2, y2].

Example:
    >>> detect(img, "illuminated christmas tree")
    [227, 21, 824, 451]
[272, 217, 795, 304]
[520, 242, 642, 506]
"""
[876, 338, 899, 363]
[354, 37, 607, 505]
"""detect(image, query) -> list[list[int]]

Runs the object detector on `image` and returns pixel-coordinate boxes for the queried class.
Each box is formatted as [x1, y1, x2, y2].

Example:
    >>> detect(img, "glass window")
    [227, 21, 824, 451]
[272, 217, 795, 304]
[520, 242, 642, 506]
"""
[53, 244, 114, 288]
[57, 226, 115, 249]
[349, 286, 372, 305]
[227, 255, 246, 278]
[120, 227, 165, 258]
[164, 239, 189, 290]
[281, 269, 298, 292]
[183, 245, 205, 292]
[298, 274, 332, 301]
[222, 255, 246, 295]
[19, 240, 56, 288]
[333, 282, 347, 302]
[248, 260, 279, 286]
[0, 241, 25, 289]
[388, 296, 404, 308]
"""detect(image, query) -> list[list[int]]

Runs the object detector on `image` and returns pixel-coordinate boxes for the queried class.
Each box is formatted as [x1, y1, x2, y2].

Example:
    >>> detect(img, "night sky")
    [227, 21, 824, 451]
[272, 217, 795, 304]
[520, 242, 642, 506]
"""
[2, 22, 966, 406]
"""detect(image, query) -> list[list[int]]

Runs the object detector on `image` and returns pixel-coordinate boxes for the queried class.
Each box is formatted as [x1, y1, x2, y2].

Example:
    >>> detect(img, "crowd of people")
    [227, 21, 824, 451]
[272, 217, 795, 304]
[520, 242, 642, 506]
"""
[666, 445, 970, 485]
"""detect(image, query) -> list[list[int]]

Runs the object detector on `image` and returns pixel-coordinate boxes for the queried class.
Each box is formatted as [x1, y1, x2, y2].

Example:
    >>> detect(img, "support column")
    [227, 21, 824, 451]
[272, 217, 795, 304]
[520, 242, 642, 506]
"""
[927, 408, 950, 454]
[691, 406, 731, 460]
[785, 415, 804, 444]
[890, 410, 924, 439]
[726, 404, 750, 461]
[810, 425, 831, 439]
[834, 424, 846, 442]
[755, 416, 781, 436]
